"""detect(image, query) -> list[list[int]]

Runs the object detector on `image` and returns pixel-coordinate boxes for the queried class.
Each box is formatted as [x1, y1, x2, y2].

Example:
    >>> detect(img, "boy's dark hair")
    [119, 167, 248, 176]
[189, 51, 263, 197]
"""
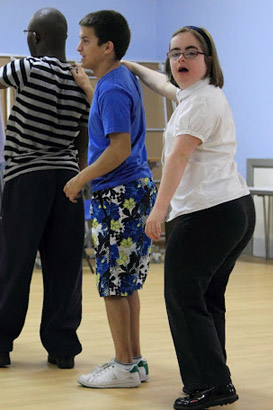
[79, 10, 131, 61]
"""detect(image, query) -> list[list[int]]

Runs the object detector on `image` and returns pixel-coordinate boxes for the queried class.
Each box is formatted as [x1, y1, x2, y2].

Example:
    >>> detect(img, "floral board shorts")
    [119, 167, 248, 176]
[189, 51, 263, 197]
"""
[91, 178, 157, 297]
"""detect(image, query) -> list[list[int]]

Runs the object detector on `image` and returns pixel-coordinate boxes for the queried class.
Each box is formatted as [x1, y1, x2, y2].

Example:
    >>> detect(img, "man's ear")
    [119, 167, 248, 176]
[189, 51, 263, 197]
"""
[33, 32, 41, 43]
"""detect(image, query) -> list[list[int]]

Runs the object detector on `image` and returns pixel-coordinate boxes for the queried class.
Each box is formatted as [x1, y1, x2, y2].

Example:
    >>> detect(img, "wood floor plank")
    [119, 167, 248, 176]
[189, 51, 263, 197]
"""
[1, 255, 273, 410]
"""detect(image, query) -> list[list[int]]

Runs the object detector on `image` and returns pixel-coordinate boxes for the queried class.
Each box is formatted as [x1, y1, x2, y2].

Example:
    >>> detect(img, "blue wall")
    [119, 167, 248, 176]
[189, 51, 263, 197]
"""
[0, 0, 157, 61]
[156, 0, 273, 179]
[0, 0, 272, 178]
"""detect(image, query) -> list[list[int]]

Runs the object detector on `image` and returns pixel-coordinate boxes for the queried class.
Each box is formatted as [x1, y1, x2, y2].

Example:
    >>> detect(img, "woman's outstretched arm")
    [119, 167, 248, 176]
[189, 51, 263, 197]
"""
[122, 61, 178, 102]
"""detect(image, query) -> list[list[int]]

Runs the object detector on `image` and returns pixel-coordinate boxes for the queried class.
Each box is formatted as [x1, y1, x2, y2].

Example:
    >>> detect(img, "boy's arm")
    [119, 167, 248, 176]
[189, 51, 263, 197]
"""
[71, 65, 94, 104]
[64, 132, 131, 202]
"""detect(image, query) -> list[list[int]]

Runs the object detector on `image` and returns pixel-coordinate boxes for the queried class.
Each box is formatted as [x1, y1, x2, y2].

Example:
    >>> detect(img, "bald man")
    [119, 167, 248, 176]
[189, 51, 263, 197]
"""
[0, 8, 89, 368]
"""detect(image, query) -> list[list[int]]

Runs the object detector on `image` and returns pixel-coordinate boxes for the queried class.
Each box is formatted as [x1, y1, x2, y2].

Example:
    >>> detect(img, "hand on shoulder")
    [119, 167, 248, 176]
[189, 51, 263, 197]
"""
[71, 64, 94, 104]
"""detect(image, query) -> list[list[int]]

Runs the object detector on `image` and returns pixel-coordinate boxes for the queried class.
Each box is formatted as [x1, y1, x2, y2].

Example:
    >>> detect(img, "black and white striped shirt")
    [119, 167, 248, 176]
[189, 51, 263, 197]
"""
[0, 56, 89, 181]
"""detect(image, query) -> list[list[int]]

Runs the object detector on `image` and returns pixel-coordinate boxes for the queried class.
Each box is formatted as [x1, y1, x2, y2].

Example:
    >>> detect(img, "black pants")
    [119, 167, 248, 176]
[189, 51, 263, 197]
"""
[164, 195, 255, 392]
[0, 170, 84, 356]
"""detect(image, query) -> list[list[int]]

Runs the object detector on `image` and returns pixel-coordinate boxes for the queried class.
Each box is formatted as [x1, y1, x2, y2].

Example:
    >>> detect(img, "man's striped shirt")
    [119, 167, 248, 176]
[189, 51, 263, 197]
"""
[0, 56, 90, 181]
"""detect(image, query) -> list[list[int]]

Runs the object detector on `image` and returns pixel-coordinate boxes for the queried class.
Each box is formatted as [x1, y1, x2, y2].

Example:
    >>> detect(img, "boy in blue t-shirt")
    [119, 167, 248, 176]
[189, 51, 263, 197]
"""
[64, 10, 156, 388]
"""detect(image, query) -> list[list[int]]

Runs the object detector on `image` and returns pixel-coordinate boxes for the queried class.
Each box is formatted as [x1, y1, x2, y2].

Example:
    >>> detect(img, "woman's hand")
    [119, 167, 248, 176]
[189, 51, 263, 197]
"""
[121, 60, 178, 102]
[121, 60, 136, 74]
[63, 175, 83, 203]
[145, 207, 167, 241]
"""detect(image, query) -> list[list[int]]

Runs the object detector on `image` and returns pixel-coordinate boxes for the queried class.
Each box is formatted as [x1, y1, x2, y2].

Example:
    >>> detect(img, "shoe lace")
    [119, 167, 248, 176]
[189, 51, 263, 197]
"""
[91, 358, 114, 372]
[99, 363, 115, 375]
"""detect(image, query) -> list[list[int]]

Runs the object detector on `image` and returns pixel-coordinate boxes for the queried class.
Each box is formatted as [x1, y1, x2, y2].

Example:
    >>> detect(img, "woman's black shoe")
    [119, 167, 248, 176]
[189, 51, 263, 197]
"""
[174, 383, 239, 409]
[182, 386, 198, 395]
[182, 386, 190, 395]
[0, 352, 11, 367]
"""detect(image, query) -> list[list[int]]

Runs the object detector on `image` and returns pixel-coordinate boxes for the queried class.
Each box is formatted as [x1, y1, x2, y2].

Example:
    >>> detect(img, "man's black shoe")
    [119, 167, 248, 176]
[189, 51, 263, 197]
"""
[0, 352, 11, 367]
[174, 383, 239, 409]
[48, 354, 75, 369]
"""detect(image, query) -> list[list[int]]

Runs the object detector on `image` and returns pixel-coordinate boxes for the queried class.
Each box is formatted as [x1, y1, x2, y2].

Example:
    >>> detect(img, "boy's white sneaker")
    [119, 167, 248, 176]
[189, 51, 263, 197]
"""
[88, 357, 149, 382]
[135, 358, 149, 382]
[90, 358, 115, 374]
[77, 362, 141, 388]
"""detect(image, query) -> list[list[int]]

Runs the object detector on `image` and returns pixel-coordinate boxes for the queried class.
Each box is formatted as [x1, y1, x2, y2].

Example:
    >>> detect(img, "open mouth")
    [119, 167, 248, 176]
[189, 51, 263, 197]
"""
[179, 67, 189, 72]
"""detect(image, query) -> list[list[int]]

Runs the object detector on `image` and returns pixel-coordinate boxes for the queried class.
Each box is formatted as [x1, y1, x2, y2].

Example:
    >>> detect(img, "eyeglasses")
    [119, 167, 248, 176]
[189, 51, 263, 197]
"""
[23, 30, 40, 41]
[167, 49, 205, 61]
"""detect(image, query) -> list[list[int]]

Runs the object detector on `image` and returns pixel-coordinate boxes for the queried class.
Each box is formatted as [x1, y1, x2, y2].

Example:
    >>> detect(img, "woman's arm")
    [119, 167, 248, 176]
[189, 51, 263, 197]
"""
[145, 134, 201, 241]
[122, 60, 178, 102]
[71, 64, 94, 104]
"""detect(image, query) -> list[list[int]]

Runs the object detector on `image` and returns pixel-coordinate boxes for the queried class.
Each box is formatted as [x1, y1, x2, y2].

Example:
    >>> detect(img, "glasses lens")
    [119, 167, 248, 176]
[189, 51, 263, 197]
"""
[184, 50, 198, 59]
[168, 51, 181, 61]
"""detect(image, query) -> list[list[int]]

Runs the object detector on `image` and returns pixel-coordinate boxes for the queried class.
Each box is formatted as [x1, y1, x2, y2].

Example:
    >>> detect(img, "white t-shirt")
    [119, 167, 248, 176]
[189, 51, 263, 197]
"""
[164, 78, 249, 222]
[0, 99, 5, 163]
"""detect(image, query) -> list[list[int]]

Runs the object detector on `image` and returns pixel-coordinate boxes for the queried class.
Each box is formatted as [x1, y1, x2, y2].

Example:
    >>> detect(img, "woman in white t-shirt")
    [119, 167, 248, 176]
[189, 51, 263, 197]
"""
[124, 26, 255, 410]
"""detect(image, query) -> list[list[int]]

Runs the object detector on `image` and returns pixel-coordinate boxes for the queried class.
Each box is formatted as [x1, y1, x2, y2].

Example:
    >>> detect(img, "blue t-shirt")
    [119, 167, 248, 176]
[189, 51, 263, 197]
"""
[88, 65, 152, 191]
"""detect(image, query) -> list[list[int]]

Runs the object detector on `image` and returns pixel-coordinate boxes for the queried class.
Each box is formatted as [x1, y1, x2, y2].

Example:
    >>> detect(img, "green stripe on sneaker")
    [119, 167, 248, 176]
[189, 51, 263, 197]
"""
[129, 365, 139, 374]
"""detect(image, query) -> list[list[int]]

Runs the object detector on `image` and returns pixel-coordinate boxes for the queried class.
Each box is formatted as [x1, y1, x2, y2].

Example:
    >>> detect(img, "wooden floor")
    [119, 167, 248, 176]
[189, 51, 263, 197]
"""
[1, 255, 273, 410]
